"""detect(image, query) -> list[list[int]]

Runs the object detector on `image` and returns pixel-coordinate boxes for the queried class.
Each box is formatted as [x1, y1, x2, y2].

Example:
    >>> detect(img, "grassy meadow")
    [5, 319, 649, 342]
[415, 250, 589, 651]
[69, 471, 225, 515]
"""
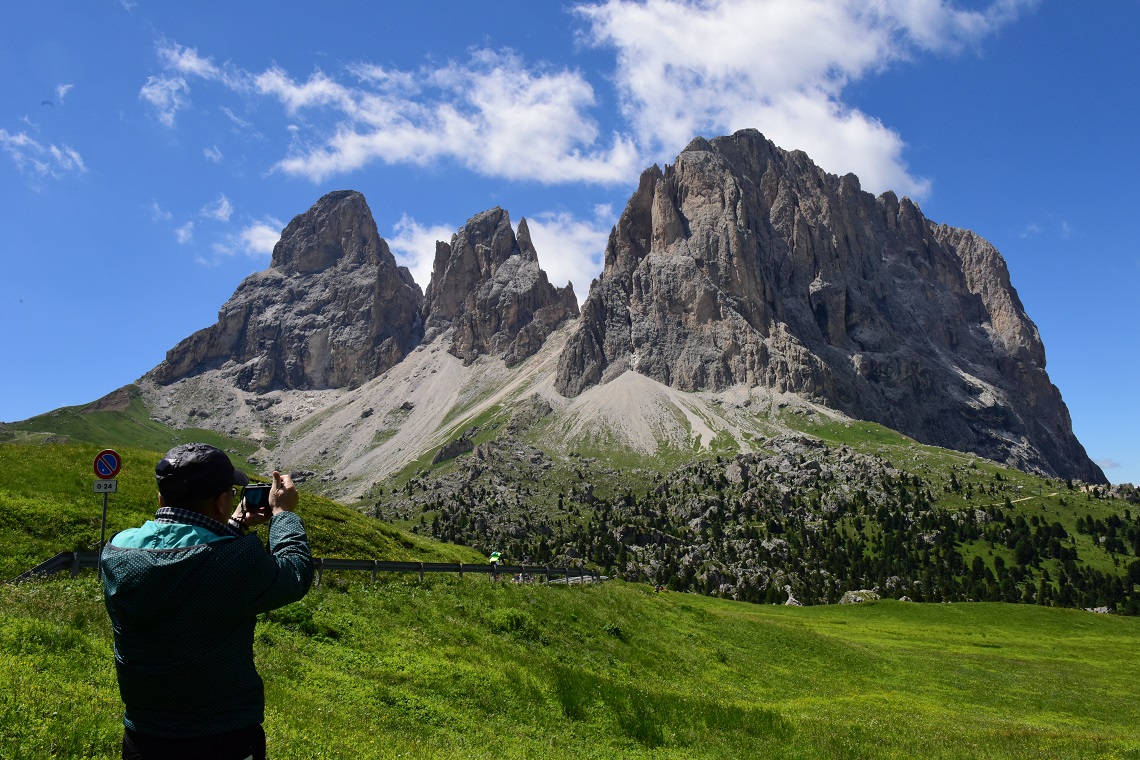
[2, 574, 1138, 759]
[2, 442, 1139, 758]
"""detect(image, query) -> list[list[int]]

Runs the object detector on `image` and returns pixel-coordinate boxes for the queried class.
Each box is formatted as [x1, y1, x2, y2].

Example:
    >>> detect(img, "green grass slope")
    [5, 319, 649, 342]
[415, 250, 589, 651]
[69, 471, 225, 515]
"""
[0, 387, 261, 456]
[0, 443, 479, 580]
[1, 574, 1138, 759]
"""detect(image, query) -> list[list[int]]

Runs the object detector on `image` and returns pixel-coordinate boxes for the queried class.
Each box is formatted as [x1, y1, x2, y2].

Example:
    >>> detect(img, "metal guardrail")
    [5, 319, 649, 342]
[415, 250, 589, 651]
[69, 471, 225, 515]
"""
[11, 551, 89, 583]
[10, 551, 601, 587]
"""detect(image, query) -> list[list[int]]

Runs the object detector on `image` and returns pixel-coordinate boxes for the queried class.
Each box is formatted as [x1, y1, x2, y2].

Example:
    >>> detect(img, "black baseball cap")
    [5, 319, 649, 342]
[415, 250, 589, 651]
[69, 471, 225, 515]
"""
[155, 443, 249, 504]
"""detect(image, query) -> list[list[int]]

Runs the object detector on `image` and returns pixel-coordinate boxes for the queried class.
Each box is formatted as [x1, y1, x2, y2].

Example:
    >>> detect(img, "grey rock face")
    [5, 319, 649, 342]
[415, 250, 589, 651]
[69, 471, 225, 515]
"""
[150, 190, 423, 391]
[423, 207, 579, 365]
[555, 130, 1104, 483]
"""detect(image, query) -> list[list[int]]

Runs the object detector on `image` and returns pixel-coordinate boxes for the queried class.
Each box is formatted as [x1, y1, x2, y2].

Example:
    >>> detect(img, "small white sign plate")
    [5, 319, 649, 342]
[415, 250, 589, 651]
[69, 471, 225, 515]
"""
[94, 479, 118, 493]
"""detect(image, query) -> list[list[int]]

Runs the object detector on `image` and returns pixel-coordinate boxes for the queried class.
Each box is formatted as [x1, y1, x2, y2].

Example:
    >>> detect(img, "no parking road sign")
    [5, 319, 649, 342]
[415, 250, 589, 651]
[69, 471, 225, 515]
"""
[94, 449, 121, 479]
[93, 449, 121, 574]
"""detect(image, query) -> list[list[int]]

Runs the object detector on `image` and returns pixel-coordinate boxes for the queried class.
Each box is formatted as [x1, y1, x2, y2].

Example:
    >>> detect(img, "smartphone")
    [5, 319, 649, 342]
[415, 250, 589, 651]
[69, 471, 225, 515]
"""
[242, 484, 272, 512]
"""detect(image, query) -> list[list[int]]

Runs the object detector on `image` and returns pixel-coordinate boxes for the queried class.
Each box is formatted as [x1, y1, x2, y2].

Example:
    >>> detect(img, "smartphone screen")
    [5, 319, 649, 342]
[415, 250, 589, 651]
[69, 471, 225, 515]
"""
[243, 484, 271, 510]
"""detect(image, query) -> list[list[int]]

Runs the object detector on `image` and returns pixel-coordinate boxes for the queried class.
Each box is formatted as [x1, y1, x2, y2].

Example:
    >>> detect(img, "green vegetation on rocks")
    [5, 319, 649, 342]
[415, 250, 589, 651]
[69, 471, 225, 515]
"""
[375, 422, 1140, 615]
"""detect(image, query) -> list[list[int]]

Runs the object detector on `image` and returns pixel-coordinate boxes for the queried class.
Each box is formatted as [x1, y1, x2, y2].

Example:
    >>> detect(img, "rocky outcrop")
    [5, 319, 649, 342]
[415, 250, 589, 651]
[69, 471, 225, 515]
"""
[150, 190, 423, 391]
[423, 208, 579, 365]
[555, 129, 1104, 483]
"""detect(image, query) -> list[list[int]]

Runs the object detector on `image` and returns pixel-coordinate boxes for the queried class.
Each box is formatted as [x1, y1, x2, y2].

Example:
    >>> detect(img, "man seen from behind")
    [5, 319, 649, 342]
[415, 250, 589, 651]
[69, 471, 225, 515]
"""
[101, 443, 313, 760]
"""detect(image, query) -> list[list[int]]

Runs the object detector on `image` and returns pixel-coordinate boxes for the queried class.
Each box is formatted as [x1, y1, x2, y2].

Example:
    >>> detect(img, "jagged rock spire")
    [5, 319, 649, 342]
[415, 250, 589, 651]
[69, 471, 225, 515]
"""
[423, 207, 579, 366]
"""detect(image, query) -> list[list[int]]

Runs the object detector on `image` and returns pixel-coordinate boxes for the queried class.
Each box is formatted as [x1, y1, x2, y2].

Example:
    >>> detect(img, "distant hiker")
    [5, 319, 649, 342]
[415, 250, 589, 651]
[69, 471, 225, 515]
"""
[101, 443, 313, 760]
[489, 550, 501, 579]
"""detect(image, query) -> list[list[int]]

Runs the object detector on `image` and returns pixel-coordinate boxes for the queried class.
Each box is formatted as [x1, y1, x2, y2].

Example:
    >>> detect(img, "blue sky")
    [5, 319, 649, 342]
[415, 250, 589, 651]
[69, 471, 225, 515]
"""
[2, 1, 1136, 485]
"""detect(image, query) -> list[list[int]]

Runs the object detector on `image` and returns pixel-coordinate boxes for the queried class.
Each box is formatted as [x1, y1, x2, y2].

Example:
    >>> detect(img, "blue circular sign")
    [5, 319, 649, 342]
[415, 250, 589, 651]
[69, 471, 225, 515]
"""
[94, 449, 121, 479]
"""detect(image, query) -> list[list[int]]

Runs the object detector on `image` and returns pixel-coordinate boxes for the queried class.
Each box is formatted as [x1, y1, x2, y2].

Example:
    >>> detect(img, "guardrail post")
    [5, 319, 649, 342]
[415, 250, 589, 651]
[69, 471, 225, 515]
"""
[418, 563, 424, 582]
[315, 559, 323, 587]
[458, 562, 463, 579]
[70, 553, 80, 578]
[371, 561, 377, 583]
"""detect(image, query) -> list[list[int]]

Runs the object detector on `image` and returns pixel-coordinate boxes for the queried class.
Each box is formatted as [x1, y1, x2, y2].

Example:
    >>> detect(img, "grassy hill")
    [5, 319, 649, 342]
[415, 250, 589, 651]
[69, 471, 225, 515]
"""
[0, 443, 479, 580]
[0, 386, 259, 458]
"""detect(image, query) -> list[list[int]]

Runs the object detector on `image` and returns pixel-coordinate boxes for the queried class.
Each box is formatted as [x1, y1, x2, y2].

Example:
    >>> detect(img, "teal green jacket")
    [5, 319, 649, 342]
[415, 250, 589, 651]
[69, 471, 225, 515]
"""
[101, 511, 313, 737]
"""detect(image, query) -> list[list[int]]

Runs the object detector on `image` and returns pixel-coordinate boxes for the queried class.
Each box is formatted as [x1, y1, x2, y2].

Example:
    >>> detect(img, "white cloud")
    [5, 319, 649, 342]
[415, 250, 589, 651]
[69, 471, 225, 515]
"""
[206, 217, 282, 260]
[159, 42, 223, 80]
[267, 52, 641, 184]
[220, 106, 254, 130]
[149, 200, 172, 221]
[141, 42, 250, 128]
[139, 75, 189, 127]
[48, 145, 85, 173]
[525, 204, 616, 303]
[145, 4, 1032, 194]
[55, 84, 74, 104]
[201, 193, 234, 222]
[255, 67, 355, 114]
[157, 41, 251, 91]
[154, 44, 639, 185]
[203, 145, 223, 163]
[1020, 216, 1074, 240]
[175, 221, 194, 244]
[387, 215, 457, 292]
[574, 0, 1036, 198]
[348, 63, 419, 94]
[237, 219, 283, 256]
[0, 129, 86, 180]
[1094, 458, 1121, 470]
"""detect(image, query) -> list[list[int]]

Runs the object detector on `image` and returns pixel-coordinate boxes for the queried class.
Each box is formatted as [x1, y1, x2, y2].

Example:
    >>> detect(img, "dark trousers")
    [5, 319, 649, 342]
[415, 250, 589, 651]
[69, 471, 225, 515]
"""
[122, 724, 266, 760]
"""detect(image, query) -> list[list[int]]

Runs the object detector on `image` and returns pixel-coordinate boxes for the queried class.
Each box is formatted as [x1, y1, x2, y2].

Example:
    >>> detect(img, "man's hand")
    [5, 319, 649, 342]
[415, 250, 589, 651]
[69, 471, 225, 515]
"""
[269, 471, 298, 515]
[228, 472, 297, 529]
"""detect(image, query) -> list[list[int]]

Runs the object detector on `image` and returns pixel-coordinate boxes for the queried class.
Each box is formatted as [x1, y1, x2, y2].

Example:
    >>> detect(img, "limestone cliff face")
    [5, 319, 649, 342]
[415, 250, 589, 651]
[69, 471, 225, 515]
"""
[555, 130, 1104, 483]
[150, 190, 424, 391]
[423, 207, 578, 365]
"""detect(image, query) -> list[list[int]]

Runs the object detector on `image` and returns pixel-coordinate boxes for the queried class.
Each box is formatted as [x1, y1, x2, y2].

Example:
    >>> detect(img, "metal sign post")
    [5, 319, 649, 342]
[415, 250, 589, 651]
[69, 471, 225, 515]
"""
[93, 449, 122, 575]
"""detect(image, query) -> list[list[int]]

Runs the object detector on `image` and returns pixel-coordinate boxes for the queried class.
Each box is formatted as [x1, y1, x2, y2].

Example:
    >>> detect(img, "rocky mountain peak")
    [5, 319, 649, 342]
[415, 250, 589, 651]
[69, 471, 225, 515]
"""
[423, 208, 579, 365]
[556, 128, 1103, 483]
[149, 190, 423, 391]
[272, 190, 374, 274]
